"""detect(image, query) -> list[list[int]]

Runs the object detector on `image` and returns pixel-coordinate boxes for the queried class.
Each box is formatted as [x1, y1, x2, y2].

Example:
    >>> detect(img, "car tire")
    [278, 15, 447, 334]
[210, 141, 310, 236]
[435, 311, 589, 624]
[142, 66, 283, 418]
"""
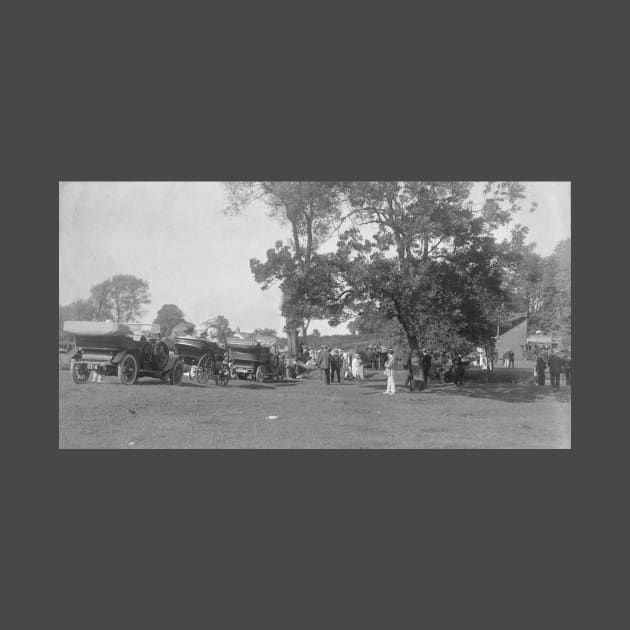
[71, 360, 91, 384]
[118, 353, 138, 385]
[170, 360, 184, 385]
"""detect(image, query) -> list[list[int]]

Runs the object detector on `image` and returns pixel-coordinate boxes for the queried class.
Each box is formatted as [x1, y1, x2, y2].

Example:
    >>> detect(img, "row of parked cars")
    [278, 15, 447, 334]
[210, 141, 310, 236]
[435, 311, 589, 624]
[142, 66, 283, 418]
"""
[60, 321, 285, 386]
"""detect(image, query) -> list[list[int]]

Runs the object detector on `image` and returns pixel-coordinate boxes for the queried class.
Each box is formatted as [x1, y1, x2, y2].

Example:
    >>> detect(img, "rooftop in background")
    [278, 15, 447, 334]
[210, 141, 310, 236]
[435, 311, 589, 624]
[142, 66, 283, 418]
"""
[498, 313, 528, 336]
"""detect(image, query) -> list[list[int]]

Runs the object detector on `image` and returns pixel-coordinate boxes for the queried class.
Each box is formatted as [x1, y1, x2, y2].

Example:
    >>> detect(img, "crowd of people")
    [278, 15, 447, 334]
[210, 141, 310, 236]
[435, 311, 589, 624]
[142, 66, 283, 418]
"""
[275, 344, 469, 397]
[534, 349, 572, 392]
[282, 345, 373, 383]
[279, 343, 573, 396]
[404, 348, 467, 393]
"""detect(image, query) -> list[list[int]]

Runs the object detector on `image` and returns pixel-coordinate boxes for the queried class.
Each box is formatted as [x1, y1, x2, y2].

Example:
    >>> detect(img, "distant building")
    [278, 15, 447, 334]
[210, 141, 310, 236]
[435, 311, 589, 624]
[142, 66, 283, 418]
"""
[525, 333, 560, 358]
[253, 334, 279, 347]
[232, 330, 255, 340]
[495, 313, 528, 360]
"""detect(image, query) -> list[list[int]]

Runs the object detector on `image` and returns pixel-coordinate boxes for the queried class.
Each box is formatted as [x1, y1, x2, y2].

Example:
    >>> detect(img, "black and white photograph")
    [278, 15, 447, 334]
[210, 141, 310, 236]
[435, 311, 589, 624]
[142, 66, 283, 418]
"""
[59, 181, 571, 449]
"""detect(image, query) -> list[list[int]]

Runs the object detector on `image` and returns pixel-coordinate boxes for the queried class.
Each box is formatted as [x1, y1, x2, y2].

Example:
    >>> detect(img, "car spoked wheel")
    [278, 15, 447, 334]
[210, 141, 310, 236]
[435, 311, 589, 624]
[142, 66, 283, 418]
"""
[170, 360, 184, 385]
[256, 366, 265, 383]
[197, 354, 212, 385]
[71, 360, 91, 384]
[118, 354, 138, 385]
[215, 366, 230, 386]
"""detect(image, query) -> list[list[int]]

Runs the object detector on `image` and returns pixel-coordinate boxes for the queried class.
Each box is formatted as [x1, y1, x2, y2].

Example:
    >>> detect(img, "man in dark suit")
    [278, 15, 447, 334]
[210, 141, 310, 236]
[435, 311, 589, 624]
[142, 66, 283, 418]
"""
[330, 349, 341, 383]
[421, 349, 432, 386]
[316, 346, 331, 385]
[453, 354, 465, 386]
[508, 349, 515, 368]
[536, 353, 547, 386]
[562, 351, 571, 386]
[548, 349, 563, 392]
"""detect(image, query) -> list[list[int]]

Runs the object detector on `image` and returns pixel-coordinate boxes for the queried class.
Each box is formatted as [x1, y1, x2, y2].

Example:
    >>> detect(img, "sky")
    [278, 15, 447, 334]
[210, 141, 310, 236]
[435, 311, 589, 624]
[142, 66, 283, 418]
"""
[59, 182, 570, 335]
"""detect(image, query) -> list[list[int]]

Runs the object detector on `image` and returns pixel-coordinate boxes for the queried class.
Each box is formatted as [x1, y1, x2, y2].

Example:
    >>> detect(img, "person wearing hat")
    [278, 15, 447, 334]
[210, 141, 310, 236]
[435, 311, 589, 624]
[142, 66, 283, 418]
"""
[383, 351, 396, 395]
[353, 351, 364, 380]
[421, 348, 432, 387]
[316, 345, 331, 385]
[330, 349, 342, 383]
[535, 352, 546, 387]
[548, 348, 563, 392]
[453, 353, 465, 386]
[562, 351, 571, 386]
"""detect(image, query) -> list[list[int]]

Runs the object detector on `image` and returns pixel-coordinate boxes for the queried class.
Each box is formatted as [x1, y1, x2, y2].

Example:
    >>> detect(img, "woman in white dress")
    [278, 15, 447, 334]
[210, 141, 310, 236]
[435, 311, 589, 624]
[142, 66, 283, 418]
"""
[353, 354, 364, 380]
[383, 352, 396, 395]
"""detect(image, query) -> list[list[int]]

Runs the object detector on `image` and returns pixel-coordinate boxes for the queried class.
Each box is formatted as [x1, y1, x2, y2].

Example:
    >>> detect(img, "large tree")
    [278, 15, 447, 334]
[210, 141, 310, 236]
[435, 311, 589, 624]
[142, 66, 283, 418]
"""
[154, 304, 186, 337]
[335, 182, 532, 360]
[224, 182, 348, 357]
[89, 274, 151, 322]
[537, 239, 571, 343]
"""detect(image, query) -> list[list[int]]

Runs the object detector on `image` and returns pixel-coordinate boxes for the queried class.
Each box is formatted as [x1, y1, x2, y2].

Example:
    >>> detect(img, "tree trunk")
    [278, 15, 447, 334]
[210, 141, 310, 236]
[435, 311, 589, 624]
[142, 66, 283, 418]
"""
[281, 287, 303, 359]
[407, 333, 420, 355]
[285, 306, 301, 360]
[286, 323, 298, 359]
[406, 333, 424, 387]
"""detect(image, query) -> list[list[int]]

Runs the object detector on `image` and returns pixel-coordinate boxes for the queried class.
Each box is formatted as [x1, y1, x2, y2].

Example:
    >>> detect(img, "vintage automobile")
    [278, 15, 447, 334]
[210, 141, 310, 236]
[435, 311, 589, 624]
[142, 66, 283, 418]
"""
[172, 334, 230, 386]
[226, 336, 285, 383]
[64, 321, 184, 385]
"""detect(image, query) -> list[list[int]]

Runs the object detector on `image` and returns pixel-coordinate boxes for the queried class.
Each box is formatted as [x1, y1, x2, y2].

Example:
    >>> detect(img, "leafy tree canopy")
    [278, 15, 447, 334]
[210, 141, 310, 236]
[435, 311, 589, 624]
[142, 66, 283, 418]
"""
[154, 304, 186, 337]
[90, 274, 151, 322]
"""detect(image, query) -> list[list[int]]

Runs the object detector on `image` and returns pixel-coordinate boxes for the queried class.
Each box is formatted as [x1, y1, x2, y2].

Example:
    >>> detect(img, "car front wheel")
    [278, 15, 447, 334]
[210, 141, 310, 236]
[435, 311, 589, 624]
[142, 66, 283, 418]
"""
[118, 354, 138, 385]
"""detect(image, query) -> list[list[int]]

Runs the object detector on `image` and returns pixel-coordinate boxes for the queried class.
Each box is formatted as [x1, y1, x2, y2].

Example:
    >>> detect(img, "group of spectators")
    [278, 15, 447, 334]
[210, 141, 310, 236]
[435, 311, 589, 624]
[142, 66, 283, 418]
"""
[279, 344, 472, 396]
[405, 348, 466, 391]
[535, 349, 572, 392]
[281, 345, 390, 384]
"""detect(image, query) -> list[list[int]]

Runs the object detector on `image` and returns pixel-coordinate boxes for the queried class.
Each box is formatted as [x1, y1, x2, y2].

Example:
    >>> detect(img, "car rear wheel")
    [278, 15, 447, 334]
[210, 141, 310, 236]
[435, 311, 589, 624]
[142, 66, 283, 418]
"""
[256, 366, 265, 383]
[71, 360, 91, 384]
[118, 354, 138, 385]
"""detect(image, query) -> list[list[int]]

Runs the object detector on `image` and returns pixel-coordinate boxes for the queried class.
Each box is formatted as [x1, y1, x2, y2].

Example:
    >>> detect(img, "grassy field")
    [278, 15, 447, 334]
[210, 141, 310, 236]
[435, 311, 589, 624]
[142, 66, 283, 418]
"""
[58, 367, 571, 449]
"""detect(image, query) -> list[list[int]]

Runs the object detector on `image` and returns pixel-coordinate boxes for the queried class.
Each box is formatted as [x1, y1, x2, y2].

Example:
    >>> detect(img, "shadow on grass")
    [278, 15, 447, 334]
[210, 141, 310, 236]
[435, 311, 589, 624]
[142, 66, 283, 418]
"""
[357, 378, 571, 404]
[426, 382, 571, 404]
[229, 380, 301, 390]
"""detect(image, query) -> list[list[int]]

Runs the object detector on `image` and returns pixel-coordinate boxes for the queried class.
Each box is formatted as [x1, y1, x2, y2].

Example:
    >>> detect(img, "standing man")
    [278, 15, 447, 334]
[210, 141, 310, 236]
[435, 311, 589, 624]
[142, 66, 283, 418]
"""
[330, 349, 341, 383]
[536, 353, 547, 387]
[421, 349, 432, 387]
[548, 349, 563, 392]
[508, 349, 515, 368]
[453, 354, 465, 386]
[316, 345, 331, 385]
[563, 351, 572, 386]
